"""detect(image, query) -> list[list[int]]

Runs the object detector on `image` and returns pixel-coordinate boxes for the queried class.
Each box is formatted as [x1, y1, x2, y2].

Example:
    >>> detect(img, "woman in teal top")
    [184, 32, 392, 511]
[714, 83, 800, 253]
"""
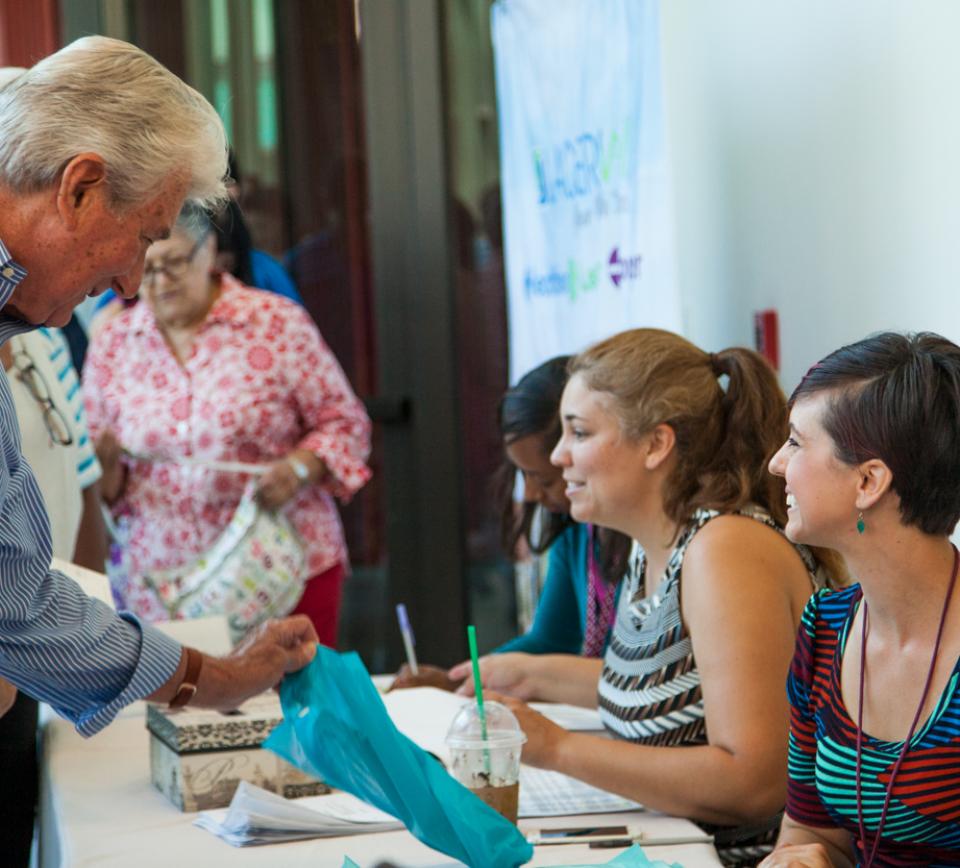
[497, 522, 620, 655]
[392, 357, 628, 689]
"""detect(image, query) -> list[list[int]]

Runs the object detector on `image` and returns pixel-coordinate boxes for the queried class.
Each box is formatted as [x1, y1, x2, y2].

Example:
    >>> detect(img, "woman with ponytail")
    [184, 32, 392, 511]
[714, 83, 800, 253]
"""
[457, 329, 835, 865]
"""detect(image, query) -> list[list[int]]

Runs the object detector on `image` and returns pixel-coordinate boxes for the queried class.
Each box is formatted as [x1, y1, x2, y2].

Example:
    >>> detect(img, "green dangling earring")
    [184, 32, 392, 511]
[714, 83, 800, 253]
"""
[856, 511, 866, 534]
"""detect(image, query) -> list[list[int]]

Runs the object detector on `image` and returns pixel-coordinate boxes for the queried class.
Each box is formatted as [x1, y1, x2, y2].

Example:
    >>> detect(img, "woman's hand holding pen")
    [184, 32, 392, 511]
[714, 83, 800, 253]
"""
[389, 663, 463, 692]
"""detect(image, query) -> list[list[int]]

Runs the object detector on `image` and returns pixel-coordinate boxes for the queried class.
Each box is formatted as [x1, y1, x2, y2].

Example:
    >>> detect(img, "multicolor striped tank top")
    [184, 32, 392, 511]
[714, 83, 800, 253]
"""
[598, 506, 819, 864]
[786, 585, 960, 866]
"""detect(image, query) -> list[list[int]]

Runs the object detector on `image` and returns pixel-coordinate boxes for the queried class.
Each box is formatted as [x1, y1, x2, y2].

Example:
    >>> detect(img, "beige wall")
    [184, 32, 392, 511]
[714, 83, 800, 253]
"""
[661, 1, 960, 392]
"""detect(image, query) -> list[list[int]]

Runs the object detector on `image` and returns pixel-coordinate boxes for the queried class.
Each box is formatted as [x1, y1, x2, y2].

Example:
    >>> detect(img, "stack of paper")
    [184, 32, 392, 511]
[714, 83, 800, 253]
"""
[195, 781, 402, 847]
[519, 766, 643, 818]
[528, 702, 604, 731]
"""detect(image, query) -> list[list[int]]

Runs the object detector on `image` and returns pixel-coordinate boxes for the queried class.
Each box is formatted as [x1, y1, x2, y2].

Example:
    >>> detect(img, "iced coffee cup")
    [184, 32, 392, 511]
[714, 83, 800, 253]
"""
[445, 700, 526, 824]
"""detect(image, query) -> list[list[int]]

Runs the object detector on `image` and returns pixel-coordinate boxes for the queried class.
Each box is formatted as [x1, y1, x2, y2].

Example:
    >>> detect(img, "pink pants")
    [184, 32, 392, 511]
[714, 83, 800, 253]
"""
[291, 562, 345, 648]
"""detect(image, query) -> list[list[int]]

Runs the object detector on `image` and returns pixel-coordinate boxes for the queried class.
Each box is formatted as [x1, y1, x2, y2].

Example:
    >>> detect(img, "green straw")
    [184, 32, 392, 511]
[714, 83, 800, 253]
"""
[467, 624, 491, 775]
[467, 625, 488, 739]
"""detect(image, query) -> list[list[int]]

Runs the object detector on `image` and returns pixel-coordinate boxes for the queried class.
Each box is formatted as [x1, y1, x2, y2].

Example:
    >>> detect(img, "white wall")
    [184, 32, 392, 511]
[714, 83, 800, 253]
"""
[660, 1, 960, 392]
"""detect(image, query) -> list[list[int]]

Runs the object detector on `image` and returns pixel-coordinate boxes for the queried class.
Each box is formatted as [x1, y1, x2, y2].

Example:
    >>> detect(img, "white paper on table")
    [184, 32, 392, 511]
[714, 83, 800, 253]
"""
[380, 686, 470, 758]
[518, 766, 643, 818]
[529, 702, 604, 731]
[195, 782, 403, 847]
[381, 688, 604, 755]
[371, 674, 396, 693]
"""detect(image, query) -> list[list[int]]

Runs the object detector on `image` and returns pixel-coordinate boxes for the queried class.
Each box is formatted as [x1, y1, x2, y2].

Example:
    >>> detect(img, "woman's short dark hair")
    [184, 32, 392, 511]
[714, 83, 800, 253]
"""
[210, 198, 254, 283]
[791, 331, 960, 536]
[494, 355, 631, 584]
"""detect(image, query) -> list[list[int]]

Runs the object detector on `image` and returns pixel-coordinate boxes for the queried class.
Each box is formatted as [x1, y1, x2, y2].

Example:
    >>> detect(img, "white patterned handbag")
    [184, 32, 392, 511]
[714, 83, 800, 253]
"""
[143, 485, 306, 641]
[106, 452, 307, 641]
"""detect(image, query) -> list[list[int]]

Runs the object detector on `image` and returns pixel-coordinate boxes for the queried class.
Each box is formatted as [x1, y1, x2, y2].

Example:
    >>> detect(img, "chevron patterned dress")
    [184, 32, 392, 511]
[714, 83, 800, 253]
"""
[786, 585, 960, 866]
[598, 506, 819, 865]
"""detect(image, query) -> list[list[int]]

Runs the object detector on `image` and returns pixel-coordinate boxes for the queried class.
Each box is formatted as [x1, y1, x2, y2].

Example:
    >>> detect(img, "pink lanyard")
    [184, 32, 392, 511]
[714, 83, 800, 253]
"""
[854, 544, 959, 866]
[582, 524, 616, 657]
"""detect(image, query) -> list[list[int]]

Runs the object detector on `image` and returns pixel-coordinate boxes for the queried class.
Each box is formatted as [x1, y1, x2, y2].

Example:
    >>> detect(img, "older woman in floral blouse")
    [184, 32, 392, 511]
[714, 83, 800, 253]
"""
[82, 203, 371, 646]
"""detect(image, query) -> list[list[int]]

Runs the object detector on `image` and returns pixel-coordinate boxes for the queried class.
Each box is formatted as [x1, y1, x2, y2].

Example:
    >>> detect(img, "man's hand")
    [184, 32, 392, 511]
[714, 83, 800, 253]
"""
[150, 615, 319, 710]
[0, 677, 17, 718]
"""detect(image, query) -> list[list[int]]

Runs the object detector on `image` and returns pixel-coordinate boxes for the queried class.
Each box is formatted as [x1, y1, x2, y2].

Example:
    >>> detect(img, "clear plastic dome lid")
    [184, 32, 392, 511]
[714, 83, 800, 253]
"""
[445, 700, 527, 750]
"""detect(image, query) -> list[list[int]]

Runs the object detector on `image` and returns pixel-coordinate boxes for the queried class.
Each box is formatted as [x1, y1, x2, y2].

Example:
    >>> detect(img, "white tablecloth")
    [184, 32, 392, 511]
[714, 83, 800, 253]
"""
[39, 709, 722, 867]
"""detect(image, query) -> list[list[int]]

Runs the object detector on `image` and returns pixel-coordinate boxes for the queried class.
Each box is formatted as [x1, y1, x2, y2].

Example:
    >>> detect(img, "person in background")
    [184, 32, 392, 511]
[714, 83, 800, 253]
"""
[457, 329, 836, 865]
[88, 150, 303, 336]
[83, 202, 371, 647]
[392, 356, 630, 691]
[4, 328, 106, 567]
[761, 333, 960, 868]
[210, 195, 303, 305]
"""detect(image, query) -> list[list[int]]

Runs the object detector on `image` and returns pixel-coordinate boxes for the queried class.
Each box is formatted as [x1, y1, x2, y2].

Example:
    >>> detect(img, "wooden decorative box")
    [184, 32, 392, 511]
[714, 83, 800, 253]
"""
[146, 692, 326, 812]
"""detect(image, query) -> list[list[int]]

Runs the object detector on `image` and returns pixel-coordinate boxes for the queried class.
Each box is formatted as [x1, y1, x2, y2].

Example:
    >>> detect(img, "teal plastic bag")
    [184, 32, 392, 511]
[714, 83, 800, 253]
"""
[265, 646, 533, 868]
[340, 843, 682, 868]
[553, 844, 684, 867]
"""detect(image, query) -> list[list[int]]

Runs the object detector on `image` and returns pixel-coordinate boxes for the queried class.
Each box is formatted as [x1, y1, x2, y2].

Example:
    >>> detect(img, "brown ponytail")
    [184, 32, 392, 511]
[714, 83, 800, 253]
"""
[690, 346, 789, 526]
[570, 329, 787, 527]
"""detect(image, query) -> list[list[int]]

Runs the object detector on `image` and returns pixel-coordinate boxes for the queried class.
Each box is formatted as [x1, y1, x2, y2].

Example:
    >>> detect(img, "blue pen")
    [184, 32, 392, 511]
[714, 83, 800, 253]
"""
[396, 603, 419, 675]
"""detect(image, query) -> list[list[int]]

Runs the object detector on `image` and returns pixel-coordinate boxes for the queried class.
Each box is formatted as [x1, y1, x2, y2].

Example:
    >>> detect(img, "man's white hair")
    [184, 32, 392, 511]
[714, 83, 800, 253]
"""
[0, 67, 26, 90]
[0, 36, 227, 210]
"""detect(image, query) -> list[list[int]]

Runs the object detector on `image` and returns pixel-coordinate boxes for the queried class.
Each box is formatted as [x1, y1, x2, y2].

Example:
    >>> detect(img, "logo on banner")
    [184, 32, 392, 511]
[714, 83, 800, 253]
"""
[524, 259, 601, 301]
[532, 123, 637, 207]
[608, 247, 642, 288]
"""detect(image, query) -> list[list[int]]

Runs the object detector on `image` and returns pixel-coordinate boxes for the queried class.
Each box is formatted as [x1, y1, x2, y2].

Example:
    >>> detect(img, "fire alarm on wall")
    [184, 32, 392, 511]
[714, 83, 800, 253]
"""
[754, 309, 779, 371]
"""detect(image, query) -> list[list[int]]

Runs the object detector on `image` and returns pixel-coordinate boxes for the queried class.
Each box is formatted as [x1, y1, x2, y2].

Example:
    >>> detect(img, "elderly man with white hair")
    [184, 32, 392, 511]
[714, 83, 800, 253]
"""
[0, 39, 319, 731]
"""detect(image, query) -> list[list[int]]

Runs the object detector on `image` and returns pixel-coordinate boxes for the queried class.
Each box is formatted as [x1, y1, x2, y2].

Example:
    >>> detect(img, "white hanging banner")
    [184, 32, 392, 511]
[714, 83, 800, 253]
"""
[491, 0, 680, 382]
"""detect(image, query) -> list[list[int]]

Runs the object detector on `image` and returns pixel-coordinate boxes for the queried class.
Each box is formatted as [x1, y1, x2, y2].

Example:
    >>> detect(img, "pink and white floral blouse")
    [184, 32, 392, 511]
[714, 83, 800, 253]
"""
[82, 275, 371, 620]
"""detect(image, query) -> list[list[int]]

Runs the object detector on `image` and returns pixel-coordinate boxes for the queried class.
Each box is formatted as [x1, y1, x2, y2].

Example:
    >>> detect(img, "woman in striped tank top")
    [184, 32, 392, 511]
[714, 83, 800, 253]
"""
[761, 333, 960, 868]
[462, 329, 835, 864]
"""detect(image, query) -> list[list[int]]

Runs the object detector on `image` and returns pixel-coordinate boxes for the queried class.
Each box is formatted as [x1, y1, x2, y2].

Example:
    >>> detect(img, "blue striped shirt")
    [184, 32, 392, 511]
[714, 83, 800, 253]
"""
[0, 239, 182, 736]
